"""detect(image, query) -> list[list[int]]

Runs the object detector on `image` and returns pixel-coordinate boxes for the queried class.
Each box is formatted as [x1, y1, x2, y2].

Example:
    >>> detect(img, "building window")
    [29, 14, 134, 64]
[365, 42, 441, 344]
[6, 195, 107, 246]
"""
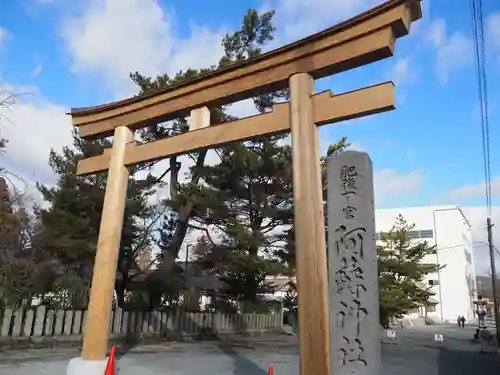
[426, 304, 436, 313]
[419, 230, 434, 238]
[376, 229, 434, 241]
[407, 230, 419, 240]
[428, 279, 439, 286]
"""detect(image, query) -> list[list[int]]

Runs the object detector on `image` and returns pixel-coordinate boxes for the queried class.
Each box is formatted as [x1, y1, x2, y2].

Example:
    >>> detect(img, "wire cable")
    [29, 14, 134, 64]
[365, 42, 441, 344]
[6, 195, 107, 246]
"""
[469, 0, 492, 217]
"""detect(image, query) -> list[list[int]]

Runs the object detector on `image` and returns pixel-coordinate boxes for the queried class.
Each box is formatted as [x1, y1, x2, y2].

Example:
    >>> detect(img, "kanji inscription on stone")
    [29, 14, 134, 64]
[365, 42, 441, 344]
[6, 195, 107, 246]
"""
[327, 151, 381, 375]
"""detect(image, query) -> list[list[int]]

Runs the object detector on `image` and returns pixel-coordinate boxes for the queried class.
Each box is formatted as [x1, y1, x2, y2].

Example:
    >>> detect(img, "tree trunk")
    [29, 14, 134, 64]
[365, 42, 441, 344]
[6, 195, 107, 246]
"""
[115, 280, 126, 308]
[159, 202, 192, 272]
[160, 150, 208, 273]
[247, 245, 259, 307]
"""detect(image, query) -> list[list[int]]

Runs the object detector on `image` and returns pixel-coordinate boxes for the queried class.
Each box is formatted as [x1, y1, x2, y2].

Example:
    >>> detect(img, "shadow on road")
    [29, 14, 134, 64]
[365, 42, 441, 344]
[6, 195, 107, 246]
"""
[217, 342, 267, 375]
[115, 332, 140, 360]
[111, 309, 270, 375]
[437, 347, 500, 375]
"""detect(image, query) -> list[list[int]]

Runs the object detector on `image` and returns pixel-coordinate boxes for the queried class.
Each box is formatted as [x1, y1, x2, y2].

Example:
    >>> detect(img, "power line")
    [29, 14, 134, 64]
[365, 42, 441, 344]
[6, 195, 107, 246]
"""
[470, 1, 498, 345]
[469, 0, 492, 216]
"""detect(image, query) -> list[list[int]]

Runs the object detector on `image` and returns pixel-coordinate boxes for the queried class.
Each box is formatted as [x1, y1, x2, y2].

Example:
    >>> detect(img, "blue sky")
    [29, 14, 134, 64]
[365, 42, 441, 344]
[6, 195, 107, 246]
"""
[1, 0, 500, 272]
[1, 0, 498, 208]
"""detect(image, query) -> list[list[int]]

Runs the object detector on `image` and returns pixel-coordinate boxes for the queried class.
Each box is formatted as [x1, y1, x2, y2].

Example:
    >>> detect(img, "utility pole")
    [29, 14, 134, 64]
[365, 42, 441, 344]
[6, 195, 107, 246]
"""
[486, 217, 500, 349]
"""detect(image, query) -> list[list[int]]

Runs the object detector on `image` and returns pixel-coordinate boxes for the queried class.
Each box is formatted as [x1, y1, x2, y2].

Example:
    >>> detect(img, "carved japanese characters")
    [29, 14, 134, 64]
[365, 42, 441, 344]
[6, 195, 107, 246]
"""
[327, 151, 381, 375]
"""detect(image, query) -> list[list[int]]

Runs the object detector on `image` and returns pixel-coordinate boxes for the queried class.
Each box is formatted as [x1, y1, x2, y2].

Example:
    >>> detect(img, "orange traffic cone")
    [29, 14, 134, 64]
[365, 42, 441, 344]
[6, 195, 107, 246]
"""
[268, 365, 274, 375]
[103, 346, 116, 375]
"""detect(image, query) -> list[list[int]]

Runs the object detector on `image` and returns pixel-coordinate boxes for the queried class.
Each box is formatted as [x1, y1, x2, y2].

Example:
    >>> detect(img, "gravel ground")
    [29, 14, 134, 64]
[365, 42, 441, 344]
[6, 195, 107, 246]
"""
[0, 325, 498, 375]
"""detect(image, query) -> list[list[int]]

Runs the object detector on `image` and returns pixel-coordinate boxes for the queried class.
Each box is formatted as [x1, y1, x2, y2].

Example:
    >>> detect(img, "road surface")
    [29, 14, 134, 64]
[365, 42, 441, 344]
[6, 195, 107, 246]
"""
[0, 325, 498, 374]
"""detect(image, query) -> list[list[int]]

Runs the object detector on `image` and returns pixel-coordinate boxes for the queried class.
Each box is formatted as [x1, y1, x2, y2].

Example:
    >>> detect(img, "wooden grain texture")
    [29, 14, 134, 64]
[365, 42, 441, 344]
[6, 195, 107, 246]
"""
[70, 0, 421, 139]
[289, 73, 330, 375]
[76, 82, 395, 175]
[81, 126, 133, 360]
[188, 107, 210, 131]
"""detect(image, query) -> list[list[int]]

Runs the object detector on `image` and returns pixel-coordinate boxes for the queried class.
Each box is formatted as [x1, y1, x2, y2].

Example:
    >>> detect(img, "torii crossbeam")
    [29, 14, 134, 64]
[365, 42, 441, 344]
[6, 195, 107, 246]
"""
[66, 1, 422, 375]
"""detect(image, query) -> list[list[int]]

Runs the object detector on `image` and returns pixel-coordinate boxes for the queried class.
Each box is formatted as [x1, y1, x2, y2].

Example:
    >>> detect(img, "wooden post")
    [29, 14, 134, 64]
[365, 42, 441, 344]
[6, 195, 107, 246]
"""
[82, 125, 134, 360]
[289, 73, 330, 375]
[188, 107, 210, 131]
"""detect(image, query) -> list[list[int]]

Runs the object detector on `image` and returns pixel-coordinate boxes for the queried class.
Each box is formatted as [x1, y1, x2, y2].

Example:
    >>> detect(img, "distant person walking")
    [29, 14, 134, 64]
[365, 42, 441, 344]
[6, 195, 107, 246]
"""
[457, 316, 461, 328]
[460, 316, 466, 328]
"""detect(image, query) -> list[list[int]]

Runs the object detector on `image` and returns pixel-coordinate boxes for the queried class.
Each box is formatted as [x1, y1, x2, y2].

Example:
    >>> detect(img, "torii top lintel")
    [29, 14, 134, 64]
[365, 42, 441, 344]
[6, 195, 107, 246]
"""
[69, 0, 422, 140]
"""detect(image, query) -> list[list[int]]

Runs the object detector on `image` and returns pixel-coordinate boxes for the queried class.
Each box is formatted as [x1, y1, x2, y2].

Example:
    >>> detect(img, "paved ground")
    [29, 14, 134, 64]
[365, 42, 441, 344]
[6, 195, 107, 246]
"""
[0, 325, 499, 374]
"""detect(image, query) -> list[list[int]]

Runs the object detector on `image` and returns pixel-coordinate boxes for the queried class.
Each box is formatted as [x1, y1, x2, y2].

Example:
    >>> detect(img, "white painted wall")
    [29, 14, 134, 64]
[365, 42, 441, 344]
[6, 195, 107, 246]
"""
[375, 205, 476, 323]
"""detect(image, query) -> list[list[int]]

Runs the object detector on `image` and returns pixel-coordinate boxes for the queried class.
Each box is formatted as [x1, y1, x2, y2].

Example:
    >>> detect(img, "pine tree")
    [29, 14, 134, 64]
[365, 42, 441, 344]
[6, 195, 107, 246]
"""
[185, 135, 292, 311]
[271, 137, 350, 281]
[128, 8, 351, 310]
[377, 214, 442, 326]
[152, 11, 293, 310]
[36, 132, 160, 307]
[129, 9, 280, 275]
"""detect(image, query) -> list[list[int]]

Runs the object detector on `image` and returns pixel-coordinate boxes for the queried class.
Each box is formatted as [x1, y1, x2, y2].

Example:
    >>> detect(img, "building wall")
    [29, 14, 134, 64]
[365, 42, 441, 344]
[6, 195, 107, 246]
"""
[375, 206, 476, 323]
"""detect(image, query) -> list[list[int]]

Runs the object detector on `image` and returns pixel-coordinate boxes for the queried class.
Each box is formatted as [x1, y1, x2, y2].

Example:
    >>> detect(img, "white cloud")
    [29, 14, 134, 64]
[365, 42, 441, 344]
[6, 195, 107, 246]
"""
[374, 169, 421, 202]
[30, 64, 43, 77]
[266, 0, 383, 43]
[0, 83, 72, 184]
[2, 0, 263, 209]
[347, 141, 364, 152]
[226, 99, 259, 119]
[487, 12, 500, 65]
[0, 0, 435, 257]
[426, 19, 472, 83]
[391, 57, 417, 85]
[487, 12, 500, 50]
[59, 0, 413, 103]
[61, 0, 226, 97]
[449, 177, 500, 200]
[393, 58, 409, 83]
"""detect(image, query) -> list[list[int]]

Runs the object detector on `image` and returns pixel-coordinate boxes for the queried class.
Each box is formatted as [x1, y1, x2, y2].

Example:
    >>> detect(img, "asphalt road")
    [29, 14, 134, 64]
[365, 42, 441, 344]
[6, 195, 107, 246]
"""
[381, 324, 500, 375]
[0, 325, 498, 375]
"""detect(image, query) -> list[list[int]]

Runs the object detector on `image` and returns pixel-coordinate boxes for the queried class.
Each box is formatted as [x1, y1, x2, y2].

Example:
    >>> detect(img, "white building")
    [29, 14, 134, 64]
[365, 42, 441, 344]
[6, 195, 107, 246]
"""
[375, 205, 476, 323]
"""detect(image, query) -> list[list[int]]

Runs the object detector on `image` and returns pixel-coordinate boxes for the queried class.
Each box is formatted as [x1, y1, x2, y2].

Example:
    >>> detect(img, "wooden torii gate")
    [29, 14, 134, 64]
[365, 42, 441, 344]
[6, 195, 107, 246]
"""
[69, 1, 421, 374]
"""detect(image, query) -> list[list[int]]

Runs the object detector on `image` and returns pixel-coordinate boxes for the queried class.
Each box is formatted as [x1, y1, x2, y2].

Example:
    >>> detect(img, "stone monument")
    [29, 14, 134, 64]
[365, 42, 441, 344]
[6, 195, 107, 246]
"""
[327, 150, 381, 375]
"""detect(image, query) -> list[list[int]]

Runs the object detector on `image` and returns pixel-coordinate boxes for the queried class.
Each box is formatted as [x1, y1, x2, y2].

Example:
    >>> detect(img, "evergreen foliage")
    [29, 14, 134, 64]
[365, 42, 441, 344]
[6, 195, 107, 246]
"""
[129, 10, 284, 279]
[36, 131, 162, 307]
[0, 8, 356, 314]
[377, 214, 442, 326]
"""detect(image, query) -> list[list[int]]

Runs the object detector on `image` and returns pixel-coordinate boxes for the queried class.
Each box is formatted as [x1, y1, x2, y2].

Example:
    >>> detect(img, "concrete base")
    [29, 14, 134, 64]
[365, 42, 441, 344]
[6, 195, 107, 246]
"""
[66, 357, 117, 375]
